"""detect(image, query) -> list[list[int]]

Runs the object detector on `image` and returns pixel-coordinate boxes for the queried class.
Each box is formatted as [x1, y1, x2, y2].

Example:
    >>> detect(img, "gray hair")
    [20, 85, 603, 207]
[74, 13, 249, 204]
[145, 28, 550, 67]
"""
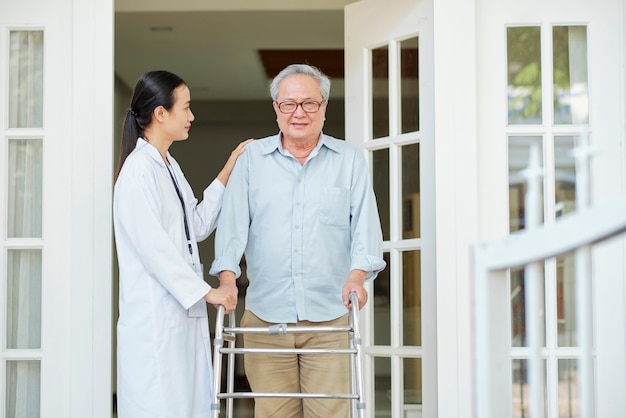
[269, 64, 331, 102]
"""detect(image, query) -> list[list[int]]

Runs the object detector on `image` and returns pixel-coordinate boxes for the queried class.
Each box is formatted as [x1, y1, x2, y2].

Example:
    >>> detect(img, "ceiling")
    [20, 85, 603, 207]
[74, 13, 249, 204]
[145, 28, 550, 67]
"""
[115, 1, 359, 101]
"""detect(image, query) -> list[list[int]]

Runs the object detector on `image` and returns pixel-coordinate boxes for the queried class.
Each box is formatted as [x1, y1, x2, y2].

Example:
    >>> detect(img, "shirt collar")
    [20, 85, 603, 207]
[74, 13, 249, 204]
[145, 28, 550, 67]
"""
[260, 132, 341, 156]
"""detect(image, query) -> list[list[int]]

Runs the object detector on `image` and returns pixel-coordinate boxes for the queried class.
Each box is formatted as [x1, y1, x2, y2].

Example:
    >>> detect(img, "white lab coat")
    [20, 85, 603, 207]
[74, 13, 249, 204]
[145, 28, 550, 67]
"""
[113, 138, 224, 418]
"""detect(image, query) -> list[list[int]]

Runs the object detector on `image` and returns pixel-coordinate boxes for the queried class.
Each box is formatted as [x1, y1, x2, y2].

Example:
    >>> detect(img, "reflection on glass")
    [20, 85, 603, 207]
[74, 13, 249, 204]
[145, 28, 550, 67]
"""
[372, 45, 390, 139]
[372, 148, 390, 241]
[553, 26, 589, 125]
[8, 139, 43, 238]
[557, 252, 577, 347]
[9, 31, 44, 128]
[374, 252, 391, 346]
[6, 360, 41, 417]
[507, 26, 542, 124]
[374, 357, 391, 416]
[508, 136, 544, 233]
[554, 136, 577, 218]
[400, 37, 419, 133]
[558, 359, 580, 418]
[403, 250, 421, 346]
[511, 267, 526, 347]
[512, 359, 547, 418]
[404, 358, 422, 411]
[7, 249, 42, 349]
[402, 143, 420, 239]
[510, 264, 546, 348]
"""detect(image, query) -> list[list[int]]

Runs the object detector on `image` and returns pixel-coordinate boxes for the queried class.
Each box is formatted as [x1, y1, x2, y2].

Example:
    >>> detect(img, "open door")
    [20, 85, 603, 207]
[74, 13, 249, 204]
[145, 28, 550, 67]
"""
[345, 1, 435, 417]
[0, 1, 113, 417]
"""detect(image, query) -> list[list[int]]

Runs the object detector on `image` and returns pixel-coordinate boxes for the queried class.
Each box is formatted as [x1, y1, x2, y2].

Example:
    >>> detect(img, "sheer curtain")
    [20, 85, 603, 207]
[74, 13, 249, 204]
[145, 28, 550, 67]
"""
[5, 30, 44, 418]
[9, 31, 43, 129]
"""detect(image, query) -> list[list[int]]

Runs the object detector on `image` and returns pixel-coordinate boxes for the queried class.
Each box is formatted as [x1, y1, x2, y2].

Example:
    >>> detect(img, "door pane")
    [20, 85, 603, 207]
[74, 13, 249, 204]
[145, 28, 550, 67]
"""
[374, 252, 391, 346]
[508, 136, 544, 232]
[558, 359, 580, 418]
[7, 139, 43, 238]
[6, 249, 42, 349]
[554, 136, 577, 217]
[6, 360, 41, 418]
[400, 37, 419, 133]
[373, 148, 390, 240]
[507, 27, 542, 125]
[374, 357, 391, 416]
[402, 250, 420, 346]
[557, 251, 577, 347]
[553, 26, 588, 125]
[372, 45, 390, 139]
[9, 31, 44, 128]
[512, 359, 547, 418]
[404, 358, 422, 416]
[402, 143, 420, 239]
[511, 265, 546, 348]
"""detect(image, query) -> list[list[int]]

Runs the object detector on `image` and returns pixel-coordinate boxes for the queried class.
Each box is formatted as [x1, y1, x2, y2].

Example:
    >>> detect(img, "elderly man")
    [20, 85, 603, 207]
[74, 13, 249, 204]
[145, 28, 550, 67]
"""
[210, 63, 385, 418]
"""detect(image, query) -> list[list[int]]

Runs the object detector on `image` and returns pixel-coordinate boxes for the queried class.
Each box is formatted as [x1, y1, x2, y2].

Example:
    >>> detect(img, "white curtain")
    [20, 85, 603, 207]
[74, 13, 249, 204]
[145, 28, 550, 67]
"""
[5, 30, 44, 418]
[9, 31, 43, 129]
[6, 251, 41, 418]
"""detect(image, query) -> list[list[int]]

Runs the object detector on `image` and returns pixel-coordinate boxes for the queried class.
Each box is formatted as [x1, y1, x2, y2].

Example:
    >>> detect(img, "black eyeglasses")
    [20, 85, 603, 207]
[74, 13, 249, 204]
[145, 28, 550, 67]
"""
[276, 100, 326, 113]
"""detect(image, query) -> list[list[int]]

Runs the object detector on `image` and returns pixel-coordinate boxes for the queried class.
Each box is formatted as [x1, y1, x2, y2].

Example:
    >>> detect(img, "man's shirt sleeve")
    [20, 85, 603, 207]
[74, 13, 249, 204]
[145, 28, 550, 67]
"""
[349, 149, 386, 280]
[209, 149, 250, 278]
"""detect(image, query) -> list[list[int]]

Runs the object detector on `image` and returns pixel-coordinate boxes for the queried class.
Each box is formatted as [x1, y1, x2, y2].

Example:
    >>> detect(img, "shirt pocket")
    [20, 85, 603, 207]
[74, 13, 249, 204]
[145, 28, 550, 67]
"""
[319, 186, 350, 228]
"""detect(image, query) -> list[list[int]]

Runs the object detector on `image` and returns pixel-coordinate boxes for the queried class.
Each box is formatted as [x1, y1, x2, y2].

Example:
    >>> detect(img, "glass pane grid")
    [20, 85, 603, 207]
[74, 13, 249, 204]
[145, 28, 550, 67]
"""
[4, 29, 45, 418]
[506, 23, 589, 418]
[366, 32, 425, 418]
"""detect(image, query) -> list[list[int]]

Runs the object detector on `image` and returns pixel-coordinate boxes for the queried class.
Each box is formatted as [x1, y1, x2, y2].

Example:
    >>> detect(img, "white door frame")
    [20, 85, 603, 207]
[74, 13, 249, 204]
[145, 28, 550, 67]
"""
[0, 0, 114, 416]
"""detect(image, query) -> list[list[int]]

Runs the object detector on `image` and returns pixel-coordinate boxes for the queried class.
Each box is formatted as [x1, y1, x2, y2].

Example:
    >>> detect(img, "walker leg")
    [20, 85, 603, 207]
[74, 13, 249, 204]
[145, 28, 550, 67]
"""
[349, 292, 366, 418]
[225, 311, 236, 418]
[211, 306, 225, 418]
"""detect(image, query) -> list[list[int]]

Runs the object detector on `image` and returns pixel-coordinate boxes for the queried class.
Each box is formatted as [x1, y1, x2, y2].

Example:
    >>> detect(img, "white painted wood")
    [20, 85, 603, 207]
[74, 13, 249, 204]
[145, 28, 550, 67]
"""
[432, 0, 478, 416]
[345, 0, 435, 416]
[0, 0, 114, 417]
[475, 1, 626, 417]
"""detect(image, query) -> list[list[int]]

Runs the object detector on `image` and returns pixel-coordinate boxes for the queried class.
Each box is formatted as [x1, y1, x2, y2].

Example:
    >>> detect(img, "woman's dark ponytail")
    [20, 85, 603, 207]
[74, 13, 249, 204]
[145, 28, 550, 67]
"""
[115, 70, 185, 180]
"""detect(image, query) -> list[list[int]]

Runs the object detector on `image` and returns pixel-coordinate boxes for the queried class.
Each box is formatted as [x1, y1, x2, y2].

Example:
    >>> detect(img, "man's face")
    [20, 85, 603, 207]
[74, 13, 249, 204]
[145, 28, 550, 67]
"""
[273, 74, 327, 143]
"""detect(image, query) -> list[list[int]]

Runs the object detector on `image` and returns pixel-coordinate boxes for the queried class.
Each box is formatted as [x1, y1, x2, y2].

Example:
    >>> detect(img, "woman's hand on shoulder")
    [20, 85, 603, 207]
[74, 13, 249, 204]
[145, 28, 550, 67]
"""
[217, 138, 255, 186]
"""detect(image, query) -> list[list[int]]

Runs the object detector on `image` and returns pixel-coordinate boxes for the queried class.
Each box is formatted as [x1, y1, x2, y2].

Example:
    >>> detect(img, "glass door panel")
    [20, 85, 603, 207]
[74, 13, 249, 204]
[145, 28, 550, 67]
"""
[402, 143, 420, 239]
[402, 250, 421, 346]
[9, 31, 44, 129]
[373, 148, 391, 241]
[507, 26, 542, 125]
[400, 37, 419, 134]
[4, 29, 45, 418]
[553, 26, 588, 125]
[372, 45, 390, 139]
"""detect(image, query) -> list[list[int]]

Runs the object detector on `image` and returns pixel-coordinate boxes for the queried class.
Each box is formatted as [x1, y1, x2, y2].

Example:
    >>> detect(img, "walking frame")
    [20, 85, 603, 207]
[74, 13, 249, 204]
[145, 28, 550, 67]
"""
[210, 292, 366, 418]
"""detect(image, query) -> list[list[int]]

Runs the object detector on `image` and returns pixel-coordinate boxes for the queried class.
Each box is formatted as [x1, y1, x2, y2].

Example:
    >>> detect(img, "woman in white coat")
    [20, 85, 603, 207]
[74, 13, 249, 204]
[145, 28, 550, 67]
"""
[113, 70, 249, 418]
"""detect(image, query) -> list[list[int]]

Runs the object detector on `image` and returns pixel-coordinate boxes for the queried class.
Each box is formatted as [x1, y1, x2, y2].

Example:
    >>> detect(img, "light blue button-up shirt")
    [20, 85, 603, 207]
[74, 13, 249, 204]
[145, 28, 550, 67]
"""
[210, 133, 386, 323]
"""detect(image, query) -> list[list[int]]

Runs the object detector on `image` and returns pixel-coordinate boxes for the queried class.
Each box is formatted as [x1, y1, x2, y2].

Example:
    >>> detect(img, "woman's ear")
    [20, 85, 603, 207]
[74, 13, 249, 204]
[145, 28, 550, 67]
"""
[153, 105, 166, 122]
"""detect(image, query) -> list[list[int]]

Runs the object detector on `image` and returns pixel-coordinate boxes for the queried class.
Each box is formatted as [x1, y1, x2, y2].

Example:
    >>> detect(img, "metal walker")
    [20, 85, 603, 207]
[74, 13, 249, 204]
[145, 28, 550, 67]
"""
[210, 292, 366, 417]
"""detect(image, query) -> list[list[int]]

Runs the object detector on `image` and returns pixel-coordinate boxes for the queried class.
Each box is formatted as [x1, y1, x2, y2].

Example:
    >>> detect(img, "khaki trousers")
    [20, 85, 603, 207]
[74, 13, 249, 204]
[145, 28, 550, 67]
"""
[241, 310, 351, 418]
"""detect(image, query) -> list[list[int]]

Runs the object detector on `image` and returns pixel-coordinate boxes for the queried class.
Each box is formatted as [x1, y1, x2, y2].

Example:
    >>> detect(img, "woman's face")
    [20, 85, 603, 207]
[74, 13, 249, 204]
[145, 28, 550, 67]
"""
[273, 74, 327, 143]
[163, 84, 195, 141]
